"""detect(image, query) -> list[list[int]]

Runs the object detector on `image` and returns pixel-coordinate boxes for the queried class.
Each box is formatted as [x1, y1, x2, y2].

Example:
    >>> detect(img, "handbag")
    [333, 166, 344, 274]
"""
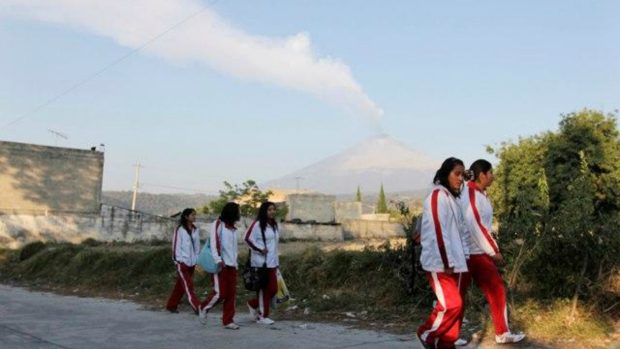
[242, 224, 268, 291]
[197, 220, 222, 274]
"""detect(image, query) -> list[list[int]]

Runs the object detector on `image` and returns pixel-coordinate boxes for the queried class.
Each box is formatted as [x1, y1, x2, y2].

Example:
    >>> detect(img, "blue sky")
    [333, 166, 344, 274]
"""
[1, 1, 619, 193]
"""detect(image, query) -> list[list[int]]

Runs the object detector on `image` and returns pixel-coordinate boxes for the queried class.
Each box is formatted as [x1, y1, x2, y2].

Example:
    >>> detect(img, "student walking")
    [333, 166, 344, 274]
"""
[200, 202, 241, 330]
[245, 201, 280, 325]
[416, 157, 469, 349]
[166, 208, 202, 315]
[458, 159, 525, 344]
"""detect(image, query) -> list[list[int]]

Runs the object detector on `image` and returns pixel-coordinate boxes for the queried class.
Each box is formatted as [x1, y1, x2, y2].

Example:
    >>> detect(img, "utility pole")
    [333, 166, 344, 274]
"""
[131, 162, 142, 211]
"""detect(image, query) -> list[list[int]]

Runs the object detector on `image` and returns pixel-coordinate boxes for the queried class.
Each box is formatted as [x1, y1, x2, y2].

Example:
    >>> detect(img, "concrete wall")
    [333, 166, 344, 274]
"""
[279, 223, 344, 241]
[360, 213, 391, 222]
[334, 202, 362, 222]
[0, 206, 400, 248]
[341, 219, 404, 239]
[0, 205, 176, 248]
[0, 141, 104, 214]
[287, 193, 336, 223]
[98, 205, 176, 242]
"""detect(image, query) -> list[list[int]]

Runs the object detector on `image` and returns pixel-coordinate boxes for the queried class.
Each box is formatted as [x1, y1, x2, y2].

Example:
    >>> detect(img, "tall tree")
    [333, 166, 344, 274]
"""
[376, 184, 388, 213]
[490, 109, 620, 305]
[209, 180, 272, 217]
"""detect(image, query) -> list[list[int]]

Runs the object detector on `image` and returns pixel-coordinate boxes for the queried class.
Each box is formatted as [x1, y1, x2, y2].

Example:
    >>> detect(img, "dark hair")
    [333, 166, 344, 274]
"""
[179, 208, 196, 230]
[257, 201, 277, 233]
[469, 159, 493, 182]
[220, 202, 240, 225]
[433, 157, 465, 197]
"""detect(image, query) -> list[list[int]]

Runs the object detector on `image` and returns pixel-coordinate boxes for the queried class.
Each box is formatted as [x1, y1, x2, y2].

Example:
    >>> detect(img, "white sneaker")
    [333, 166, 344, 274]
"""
[256, 317, 275, 325]
[224, 323, 240, 330]
[496, 332, 526, 344]
[247, 303, 258, 320]
[455, 338, 469, 346]
[198, 307, 208, 325]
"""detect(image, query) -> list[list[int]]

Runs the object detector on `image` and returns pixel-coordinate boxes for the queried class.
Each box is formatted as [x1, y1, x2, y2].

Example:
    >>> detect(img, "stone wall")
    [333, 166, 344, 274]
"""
[360, 213, 391, 222]
[279, 223, 344, 241]
[287, 193, 336, 223]
[334, 202, 362, 222]
[0, 205, 176, 248]
[0, 207, 402, 249]
[98, 205, 177, 242]
[0, 141, 104, 214]
[341, 219, 404, 239]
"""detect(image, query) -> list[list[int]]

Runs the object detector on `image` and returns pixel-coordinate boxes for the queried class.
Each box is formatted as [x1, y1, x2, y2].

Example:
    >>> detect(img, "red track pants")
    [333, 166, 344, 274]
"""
[460, 254, 510, 335]
[247, 268, 278, 318]
[166, 263, 201, 313]
[417, 272, 463, 349]
[201, 266, 238, 325]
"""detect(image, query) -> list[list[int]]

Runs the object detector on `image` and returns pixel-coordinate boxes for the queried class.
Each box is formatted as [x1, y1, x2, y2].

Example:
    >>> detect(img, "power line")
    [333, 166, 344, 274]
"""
[1, 1, 218, 131]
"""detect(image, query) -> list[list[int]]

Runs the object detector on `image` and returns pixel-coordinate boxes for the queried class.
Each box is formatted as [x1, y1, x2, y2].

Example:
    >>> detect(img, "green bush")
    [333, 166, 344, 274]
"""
[490, 109, 620, 310]
[19, 241, 47, 261]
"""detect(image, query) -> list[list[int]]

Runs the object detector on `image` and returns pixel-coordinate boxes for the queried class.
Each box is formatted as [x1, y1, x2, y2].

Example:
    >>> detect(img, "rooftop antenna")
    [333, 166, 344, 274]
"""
[47, 129, 68, 146]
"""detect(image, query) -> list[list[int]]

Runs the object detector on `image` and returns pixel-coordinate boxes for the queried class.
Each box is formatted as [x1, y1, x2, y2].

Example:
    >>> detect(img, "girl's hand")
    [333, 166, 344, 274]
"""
[491, 253, 504, 266]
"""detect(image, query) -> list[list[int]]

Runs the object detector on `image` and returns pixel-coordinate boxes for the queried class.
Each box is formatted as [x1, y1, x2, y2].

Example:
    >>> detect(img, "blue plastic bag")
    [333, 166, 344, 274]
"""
[197, 239, 219, 273]
[197, 241, 217, 273]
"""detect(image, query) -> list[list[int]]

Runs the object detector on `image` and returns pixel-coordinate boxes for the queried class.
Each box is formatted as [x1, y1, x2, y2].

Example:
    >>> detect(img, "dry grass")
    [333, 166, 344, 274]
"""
[0, 240, 617, 349]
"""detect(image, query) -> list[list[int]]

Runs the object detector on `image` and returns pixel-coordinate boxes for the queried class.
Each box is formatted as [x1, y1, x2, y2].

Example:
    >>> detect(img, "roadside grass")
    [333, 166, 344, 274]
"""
[0, 241, 617, 349]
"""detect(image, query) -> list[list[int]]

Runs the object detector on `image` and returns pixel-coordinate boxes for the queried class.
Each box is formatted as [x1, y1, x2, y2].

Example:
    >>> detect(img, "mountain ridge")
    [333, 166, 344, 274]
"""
[264, 135, 438, 194]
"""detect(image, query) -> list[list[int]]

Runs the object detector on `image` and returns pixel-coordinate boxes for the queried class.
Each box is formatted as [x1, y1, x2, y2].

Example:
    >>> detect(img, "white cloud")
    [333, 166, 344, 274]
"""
[2, 0, 384, 123]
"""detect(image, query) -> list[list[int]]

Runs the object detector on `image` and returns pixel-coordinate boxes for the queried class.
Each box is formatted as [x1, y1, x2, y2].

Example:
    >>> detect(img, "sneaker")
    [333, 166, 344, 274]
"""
[247, 302, 258, 320]
[166, 307, 179, 314]
[415, 333, 436, 349]
[495, 332, 526, 344]
[198, 307, 208, 325]
[224, 323, 240, 330]
[256, 317, 275, 325]
[455, 338, 468, 346]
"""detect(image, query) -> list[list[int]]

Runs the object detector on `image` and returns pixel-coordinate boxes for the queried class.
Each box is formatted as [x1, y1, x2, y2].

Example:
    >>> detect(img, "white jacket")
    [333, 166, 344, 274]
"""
[172, 225, 201, 266]
[210, 219, 239, 268]
[459, 181, 500, 256]
[420, 185, 468, 273]
[244, 220, 279, 268]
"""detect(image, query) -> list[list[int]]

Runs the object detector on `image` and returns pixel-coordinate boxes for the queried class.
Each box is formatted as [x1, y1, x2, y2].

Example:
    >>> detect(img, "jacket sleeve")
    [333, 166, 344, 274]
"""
[430, 190, 453, 269]
[463, 188, 499, 256]
[210, 221, 222, 264]
[175, 227, 189, 264]
[244, 220, 262, 252]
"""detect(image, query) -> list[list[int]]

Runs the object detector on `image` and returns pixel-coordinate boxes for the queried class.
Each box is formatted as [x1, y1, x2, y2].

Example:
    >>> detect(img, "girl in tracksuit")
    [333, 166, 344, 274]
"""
[458, 159, 525, 344]
[200, 202, 241, 330]
[245, 201, 280, 325]
[166, 208, 202, 314]
[416, 157, 469, 349]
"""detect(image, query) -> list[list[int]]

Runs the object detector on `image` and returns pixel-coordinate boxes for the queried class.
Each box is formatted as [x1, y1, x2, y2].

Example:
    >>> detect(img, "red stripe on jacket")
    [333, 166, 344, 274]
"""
[431, 189, 450, 269]
[244, 220, 262, 252]
[468, 187, 499, 254]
